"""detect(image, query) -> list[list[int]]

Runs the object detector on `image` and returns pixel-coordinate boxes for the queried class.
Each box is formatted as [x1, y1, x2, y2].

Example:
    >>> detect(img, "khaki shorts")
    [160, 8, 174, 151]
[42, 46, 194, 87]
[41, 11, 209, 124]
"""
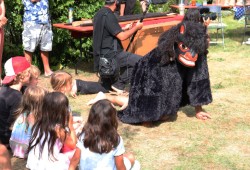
[22, 22, 53, 52]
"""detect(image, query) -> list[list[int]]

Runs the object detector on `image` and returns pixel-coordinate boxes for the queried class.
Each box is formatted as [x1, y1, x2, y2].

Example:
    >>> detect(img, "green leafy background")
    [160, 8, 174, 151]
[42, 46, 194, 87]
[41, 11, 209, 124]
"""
[3, 0, 175, 74]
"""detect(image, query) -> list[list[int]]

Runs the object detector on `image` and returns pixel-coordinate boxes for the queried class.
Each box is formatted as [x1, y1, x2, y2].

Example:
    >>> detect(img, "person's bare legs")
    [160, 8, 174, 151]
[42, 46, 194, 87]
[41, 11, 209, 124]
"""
[107, 95, 128, 110]
[40, 51, 53, 76]
[87, 92, 107, 105]
[87, 92, 129, 110]
[0, 144, 12, 170]
[120, 3, 125, 16]
[24, 50, 33, 63]
[24, 50, 52, 76]
[0, 28, 4, 81]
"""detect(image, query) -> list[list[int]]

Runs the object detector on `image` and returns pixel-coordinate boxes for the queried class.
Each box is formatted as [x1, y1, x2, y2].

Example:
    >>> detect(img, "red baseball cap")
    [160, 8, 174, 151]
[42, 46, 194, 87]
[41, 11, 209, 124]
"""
[2, 56, 31, 85]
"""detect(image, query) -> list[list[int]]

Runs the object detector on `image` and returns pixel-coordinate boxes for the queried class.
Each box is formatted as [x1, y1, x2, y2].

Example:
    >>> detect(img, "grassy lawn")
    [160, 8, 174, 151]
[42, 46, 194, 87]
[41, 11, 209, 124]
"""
[11, 11, 250, 170]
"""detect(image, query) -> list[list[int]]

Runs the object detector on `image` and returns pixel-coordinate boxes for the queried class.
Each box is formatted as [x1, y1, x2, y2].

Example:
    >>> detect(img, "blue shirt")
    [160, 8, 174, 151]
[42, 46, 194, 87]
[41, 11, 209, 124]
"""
[77, 134, 125, 170]
[23, 0, 50, 24]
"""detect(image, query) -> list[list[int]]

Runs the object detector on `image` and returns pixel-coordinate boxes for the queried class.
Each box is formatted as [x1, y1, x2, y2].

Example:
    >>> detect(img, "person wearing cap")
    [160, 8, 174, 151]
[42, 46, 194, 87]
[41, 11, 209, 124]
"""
[22, 0, 53, 77]
[93, 0, 143, 93]
[0, 56, 31, 147]
[0, 0, 7, 85]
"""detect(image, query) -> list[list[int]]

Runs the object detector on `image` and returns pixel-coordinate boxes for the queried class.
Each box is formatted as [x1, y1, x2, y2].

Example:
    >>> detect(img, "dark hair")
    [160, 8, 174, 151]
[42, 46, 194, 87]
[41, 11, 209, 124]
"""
[79, 99, 119, 154]
[27, 92, 70, 161]
[184, 8, 203, 23]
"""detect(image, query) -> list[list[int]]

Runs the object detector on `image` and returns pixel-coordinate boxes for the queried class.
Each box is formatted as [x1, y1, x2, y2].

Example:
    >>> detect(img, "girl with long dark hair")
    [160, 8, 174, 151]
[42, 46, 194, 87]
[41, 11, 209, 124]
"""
[69, 99, 140, 170]
[26, 92, 76, 170]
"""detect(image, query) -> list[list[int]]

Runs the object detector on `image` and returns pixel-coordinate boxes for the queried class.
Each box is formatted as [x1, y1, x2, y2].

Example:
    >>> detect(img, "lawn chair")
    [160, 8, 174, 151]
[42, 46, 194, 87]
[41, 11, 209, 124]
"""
[242, 0, 250, 44]
[207, 5, 227, 46]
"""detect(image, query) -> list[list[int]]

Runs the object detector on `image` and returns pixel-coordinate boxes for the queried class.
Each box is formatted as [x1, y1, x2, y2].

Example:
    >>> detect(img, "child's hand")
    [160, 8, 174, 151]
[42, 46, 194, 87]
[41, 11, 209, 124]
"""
[72, 116, 83, 134]
[70, 91, 77, 98]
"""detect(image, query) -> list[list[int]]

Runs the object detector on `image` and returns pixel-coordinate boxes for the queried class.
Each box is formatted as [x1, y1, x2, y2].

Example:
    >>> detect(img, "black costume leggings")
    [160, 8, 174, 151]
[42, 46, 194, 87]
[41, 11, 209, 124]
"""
[101, 51, 141, 91]
[76, 79, 108, 94]
[117, 51, 141, 88]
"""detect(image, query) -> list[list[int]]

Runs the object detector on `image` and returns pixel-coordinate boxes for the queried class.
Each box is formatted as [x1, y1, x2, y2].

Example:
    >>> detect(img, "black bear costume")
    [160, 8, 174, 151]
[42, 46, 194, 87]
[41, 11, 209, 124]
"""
[117, 21, 212, 124]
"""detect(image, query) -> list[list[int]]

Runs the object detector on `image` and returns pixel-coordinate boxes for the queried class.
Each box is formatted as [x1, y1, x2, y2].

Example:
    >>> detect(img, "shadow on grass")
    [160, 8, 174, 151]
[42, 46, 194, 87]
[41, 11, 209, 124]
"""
[225, 27, 250, 43]
[180, 106, 196, 118]
[66, 59, 96, 74]
[120, 125, 140, 141]
[11, 156, 28, 170]
[123, 113, 179, 129]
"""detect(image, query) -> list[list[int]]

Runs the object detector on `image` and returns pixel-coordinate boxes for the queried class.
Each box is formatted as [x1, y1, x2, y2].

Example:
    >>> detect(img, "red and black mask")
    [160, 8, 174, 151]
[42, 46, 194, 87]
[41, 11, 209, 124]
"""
[176, 24, 198, 67]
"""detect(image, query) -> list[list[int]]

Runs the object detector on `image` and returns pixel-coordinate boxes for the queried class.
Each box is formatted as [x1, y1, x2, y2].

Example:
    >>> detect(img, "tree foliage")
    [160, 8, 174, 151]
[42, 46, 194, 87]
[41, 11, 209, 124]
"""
[3, 0, 174, 72]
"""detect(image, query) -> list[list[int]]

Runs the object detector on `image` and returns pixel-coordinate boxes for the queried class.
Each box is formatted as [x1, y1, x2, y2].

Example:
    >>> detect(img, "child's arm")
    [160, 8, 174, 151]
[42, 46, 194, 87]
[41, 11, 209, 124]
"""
[70, 79, 77, 98]
[64, 114, 77, 149]
[115, 154, 126, 170]
[68, 147, 81, 170]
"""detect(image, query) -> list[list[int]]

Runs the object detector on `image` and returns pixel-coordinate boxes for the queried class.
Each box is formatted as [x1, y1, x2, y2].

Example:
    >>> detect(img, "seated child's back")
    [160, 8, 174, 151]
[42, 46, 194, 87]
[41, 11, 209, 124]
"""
[10, 86, 47, 158]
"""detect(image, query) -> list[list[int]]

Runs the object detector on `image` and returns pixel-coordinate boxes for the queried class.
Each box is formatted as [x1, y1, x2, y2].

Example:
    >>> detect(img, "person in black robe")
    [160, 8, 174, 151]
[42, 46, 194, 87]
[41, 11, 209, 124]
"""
[116, 20, 212, 124]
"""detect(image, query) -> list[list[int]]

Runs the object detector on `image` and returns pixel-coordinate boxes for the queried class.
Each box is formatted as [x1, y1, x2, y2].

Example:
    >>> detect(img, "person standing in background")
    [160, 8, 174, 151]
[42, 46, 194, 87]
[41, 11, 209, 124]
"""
[93, 0, 143, 93]
[124, 0, 147, 15]
[22, 0, 53, 77]
[0, 0, 7, 85]
[0, 56, 31, 147]
[115, 0, 126, 16]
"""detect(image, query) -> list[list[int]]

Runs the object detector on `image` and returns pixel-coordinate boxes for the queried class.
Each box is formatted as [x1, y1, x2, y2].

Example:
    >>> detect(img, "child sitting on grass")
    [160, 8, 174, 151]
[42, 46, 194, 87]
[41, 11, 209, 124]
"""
[50, 70, 83, 132]
[0, 56, 31, 147]
[28, 65, 41, 86]
[50, 71, 82, 156]
[69, 99, 140, 170]
[26, 92, 77, 170]
[10, 86, 47, 158]
[21, 65, 41, 93]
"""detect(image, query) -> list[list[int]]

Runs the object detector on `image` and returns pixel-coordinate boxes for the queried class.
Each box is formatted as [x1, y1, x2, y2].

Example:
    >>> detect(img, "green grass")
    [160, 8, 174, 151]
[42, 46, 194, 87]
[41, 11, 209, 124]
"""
[12, 12, 250, 170]
[70, 13, 250, 169]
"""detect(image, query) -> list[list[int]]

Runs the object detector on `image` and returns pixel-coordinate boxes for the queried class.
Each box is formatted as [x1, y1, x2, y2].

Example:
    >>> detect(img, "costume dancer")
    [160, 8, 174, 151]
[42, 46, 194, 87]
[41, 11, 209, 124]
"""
[89, 10, 212, 124]
[117, 19, 212, 124]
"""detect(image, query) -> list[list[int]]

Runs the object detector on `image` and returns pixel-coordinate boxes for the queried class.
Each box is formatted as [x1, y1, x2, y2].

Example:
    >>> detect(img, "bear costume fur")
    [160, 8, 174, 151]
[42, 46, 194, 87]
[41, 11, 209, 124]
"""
[117, 21, 212, 124]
